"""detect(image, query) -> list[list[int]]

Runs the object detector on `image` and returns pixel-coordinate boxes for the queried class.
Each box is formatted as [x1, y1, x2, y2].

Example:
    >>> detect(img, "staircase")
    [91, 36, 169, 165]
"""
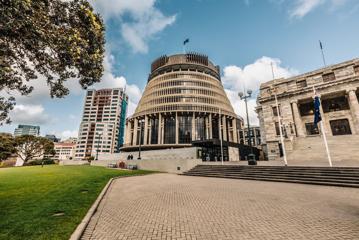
[183, 165, 359, 188]
[286, 135, 359, 164]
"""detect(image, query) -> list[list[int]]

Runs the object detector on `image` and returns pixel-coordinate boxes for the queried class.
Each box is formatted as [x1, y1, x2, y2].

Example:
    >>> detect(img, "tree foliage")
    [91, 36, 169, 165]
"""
[0, 133, 16, 161]
[0, 0, 105, 124]
[14, 135, 55, 162]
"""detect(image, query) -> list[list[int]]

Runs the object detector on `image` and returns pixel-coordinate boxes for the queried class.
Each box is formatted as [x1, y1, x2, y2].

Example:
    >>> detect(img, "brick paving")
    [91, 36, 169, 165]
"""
[81, 173, 359, 240]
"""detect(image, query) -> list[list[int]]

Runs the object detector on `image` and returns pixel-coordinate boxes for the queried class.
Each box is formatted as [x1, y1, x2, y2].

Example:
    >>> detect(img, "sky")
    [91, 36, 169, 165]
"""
[2, 0, 359, 139]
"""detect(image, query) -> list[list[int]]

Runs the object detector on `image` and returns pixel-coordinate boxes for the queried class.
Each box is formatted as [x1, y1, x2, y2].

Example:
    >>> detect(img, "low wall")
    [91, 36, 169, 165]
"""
[59, 160, 89, 166]
[91, 158, 202, 174]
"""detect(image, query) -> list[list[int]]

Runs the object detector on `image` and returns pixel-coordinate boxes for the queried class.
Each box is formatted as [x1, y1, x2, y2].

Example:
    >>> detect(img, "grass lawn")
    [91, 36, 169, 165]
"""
[0, 165, 153, 240]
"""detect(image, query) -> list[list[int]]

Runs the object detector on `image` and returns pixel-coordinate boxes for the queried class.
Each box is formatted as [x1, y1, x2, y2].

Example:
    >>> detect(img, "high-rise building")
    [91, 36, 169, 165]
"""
[75, 88, 128, 159]
[14, 125, 40, 137]
[122, 53, 246, 161]
[45, 134, 61, 142]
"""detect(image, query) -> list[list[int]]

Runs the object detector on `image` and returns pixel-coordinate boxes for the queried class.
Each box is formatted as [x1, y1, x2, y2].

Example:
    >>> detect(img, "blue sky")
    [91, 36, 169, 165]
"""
[2, 0, 359, 139]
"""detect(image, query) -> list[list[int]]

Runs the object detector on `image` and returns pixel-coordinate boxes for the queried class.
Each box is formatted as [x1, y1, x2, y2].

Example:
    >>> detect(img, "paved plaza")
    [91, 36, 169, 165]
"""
[82, 174, 359, 240]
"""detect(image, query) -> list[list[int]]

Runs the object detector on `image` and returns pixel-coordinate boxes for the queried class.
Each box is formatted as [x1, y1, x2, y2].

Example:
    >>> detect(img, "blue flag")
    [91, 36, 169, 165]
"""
[314, 96, 322, 127]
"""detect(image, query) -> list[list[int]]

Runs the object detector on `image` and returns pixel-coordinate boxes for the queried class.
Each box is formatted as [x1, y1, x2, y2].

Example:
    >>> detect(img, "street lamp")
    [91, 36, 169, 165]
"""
[238, 90, 255, 161]
[95, 132, 103, 161]
[138, 119, 144, 160]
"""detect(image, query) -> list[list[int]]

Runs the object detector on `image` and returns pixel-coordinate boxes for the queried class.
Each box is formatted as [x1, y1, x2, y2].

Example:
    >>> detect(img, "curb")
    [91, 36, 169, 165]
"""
[69, 173, 153, 240]
[69, 177, 116, 240]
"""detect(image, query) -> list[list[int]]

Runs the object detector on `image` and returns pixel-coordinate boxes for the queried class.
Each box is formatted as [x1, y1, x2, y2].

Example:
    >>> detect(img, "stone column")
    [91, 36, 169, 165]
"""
[158, 113, 162, 144]
[191, 112, 196, 141]
[291, 100, 305, 137]
[148, 119, 152, 145]
[125, 121, 131, 145]
[209, 113, 213, 139]
[143, 115, 148, 145]
[232, 119, 237, 143]
[347, 88, 359, 133]
[133, 118, 138, 146]
[222, 115, 227, 141]
[175, 112, 179, 144]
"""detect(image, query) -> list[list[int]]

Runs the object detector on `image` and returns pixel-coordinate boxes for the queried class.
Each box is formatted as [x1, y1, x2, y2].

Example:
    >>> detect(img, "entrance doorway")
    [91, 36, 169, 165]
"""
[330, 119, 352, 135]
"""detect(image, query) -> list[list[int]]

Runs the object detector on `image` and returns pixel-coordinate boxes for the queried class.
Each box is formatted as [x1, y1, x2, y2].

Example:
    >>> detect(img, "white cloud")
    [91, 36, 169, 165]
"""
[289, 0, 350, 18]
[9, 104, 52, 125]
[222, 56, 298, 125]
[90, 0, 176, 53]
[93, 53, 143, 117]
[58, 130, 78, 140]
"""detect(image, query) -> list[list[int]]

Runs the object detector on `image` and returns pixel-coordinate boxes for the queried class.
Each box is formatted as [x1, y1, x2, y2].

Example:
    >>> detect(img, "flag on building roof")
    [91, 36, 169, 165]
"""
[314, 96, 322, 127]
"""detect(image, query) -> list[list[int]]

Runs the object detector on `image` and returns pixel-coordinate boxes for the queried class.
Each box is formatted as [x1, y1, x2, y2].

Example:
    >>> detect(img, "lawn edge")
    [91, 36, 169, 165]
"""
[69, 173, 153, 240]
[69, 175, 115, 240]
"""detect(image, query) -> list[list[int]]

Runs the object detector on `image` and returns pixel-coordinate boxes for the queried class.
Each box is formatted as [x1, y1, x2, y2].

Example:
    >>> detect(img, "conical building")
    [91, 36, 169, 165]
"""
[122, 53, 244, 161]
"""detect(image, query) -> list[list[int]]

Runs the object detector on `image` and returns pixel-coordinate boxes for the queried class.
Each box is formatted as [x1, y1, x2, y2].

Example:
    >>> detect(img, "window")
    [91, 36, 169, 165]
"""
[299, 101, 314, 116]
[164, 116, 176, 144]
[330, 119, 351, 135]
[275, 122, 280, 136]
[354, 65, 359, 75]
[322, 96, 349, 113]
[305, 123, 319, 135]
[178, 115, 192, 144]
[322, 72, 335, 82]
[272, 106, 281, 117]
[296, 80, 307, 88]
[195, 117, 206, 141]
[150, 118, 159, 144]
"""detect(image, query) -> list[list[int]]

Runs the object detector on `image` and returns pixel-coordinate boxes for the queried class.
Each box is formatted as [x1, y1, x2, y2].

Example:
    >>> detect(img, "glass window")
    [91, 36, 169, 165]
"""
[275, 122, 280, 136]
[164, 116, 176, 144]
[322, 96, 349, 113]
[272, 106, 281, 116]
[299, 101, 314, 116]
[305, 122, 319, 135]
[178, 115, 192, 144]
[330, 119, 352, 136]
[212, 117, 219, 139]
[195, 117, 206, 141]
[150, 118, 159, 144]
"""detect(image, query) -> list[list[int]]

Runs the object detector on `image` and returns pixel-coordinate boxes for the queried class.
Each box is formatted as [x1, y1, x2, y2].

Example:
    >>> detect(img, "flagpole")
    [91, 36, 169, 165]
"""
[271, 63, 288, 166]
[319, 40, 327, 67]
[312, 86, 332, 167]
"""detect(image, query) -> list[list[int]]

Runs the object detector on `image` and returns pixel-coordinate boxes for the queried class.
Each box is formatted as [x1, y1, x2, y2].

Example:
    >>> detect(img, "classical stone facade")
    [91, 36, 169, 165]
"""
[257, 58, 359, 161]
[122, 53, 244, 161]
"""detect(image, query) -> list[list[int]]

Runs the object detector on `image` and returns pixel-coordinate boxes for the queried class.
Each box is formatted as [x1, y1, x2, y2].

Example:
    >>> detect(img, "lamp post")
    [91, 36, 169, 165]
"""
[238, 90, 254, 160]
[138, 119, 144, 160]
[95, 132, 103, 161]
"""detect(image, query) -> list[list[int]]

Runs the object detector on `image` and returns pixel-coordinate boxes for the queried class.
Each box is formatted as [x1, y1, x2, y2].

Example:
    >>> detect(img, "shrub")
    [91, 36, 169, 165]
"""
[25, 159, 55, 166]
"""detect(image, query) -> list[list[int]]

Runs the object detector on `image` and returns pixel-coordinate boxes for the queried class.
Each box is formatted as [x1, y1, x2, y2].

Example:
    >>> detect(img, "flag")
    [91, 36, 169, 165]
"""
[319, 40, 323, 50]
[314, 96, 322, 127]
[183, 38, 189, 45]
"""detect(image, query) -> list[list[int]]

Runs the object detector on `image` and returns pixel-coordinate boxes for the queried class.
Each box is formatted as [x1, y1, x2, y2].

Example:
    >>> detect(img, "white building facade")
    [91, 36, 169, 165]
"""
[54, 142, 76, 160]
[75, 88, 128, 160]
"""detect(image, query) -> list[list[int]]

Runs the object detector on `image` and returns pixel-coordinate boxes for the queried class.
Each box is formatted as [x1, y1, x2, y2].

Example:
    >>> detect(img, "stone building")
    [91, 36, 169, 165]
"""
[256, 58, 359, 162]
[239, 126, 261, 148]
[122, 53, 246, 161]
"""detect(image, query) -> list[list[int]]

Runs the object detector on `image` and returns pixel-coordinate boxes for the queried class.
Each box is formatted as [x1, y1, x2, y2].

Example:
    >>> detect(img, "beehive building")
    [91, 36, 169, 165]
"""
[122, 53, 244, 161]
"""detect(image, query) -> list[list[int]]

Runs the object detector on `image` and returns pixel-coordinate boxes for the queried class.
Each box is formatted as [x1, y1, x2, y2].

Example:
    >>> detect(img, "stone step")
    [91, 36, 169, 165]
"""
[185, 172, 359, 183]
[183, 165, 359, 188]
[184, 174, 359, 188]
